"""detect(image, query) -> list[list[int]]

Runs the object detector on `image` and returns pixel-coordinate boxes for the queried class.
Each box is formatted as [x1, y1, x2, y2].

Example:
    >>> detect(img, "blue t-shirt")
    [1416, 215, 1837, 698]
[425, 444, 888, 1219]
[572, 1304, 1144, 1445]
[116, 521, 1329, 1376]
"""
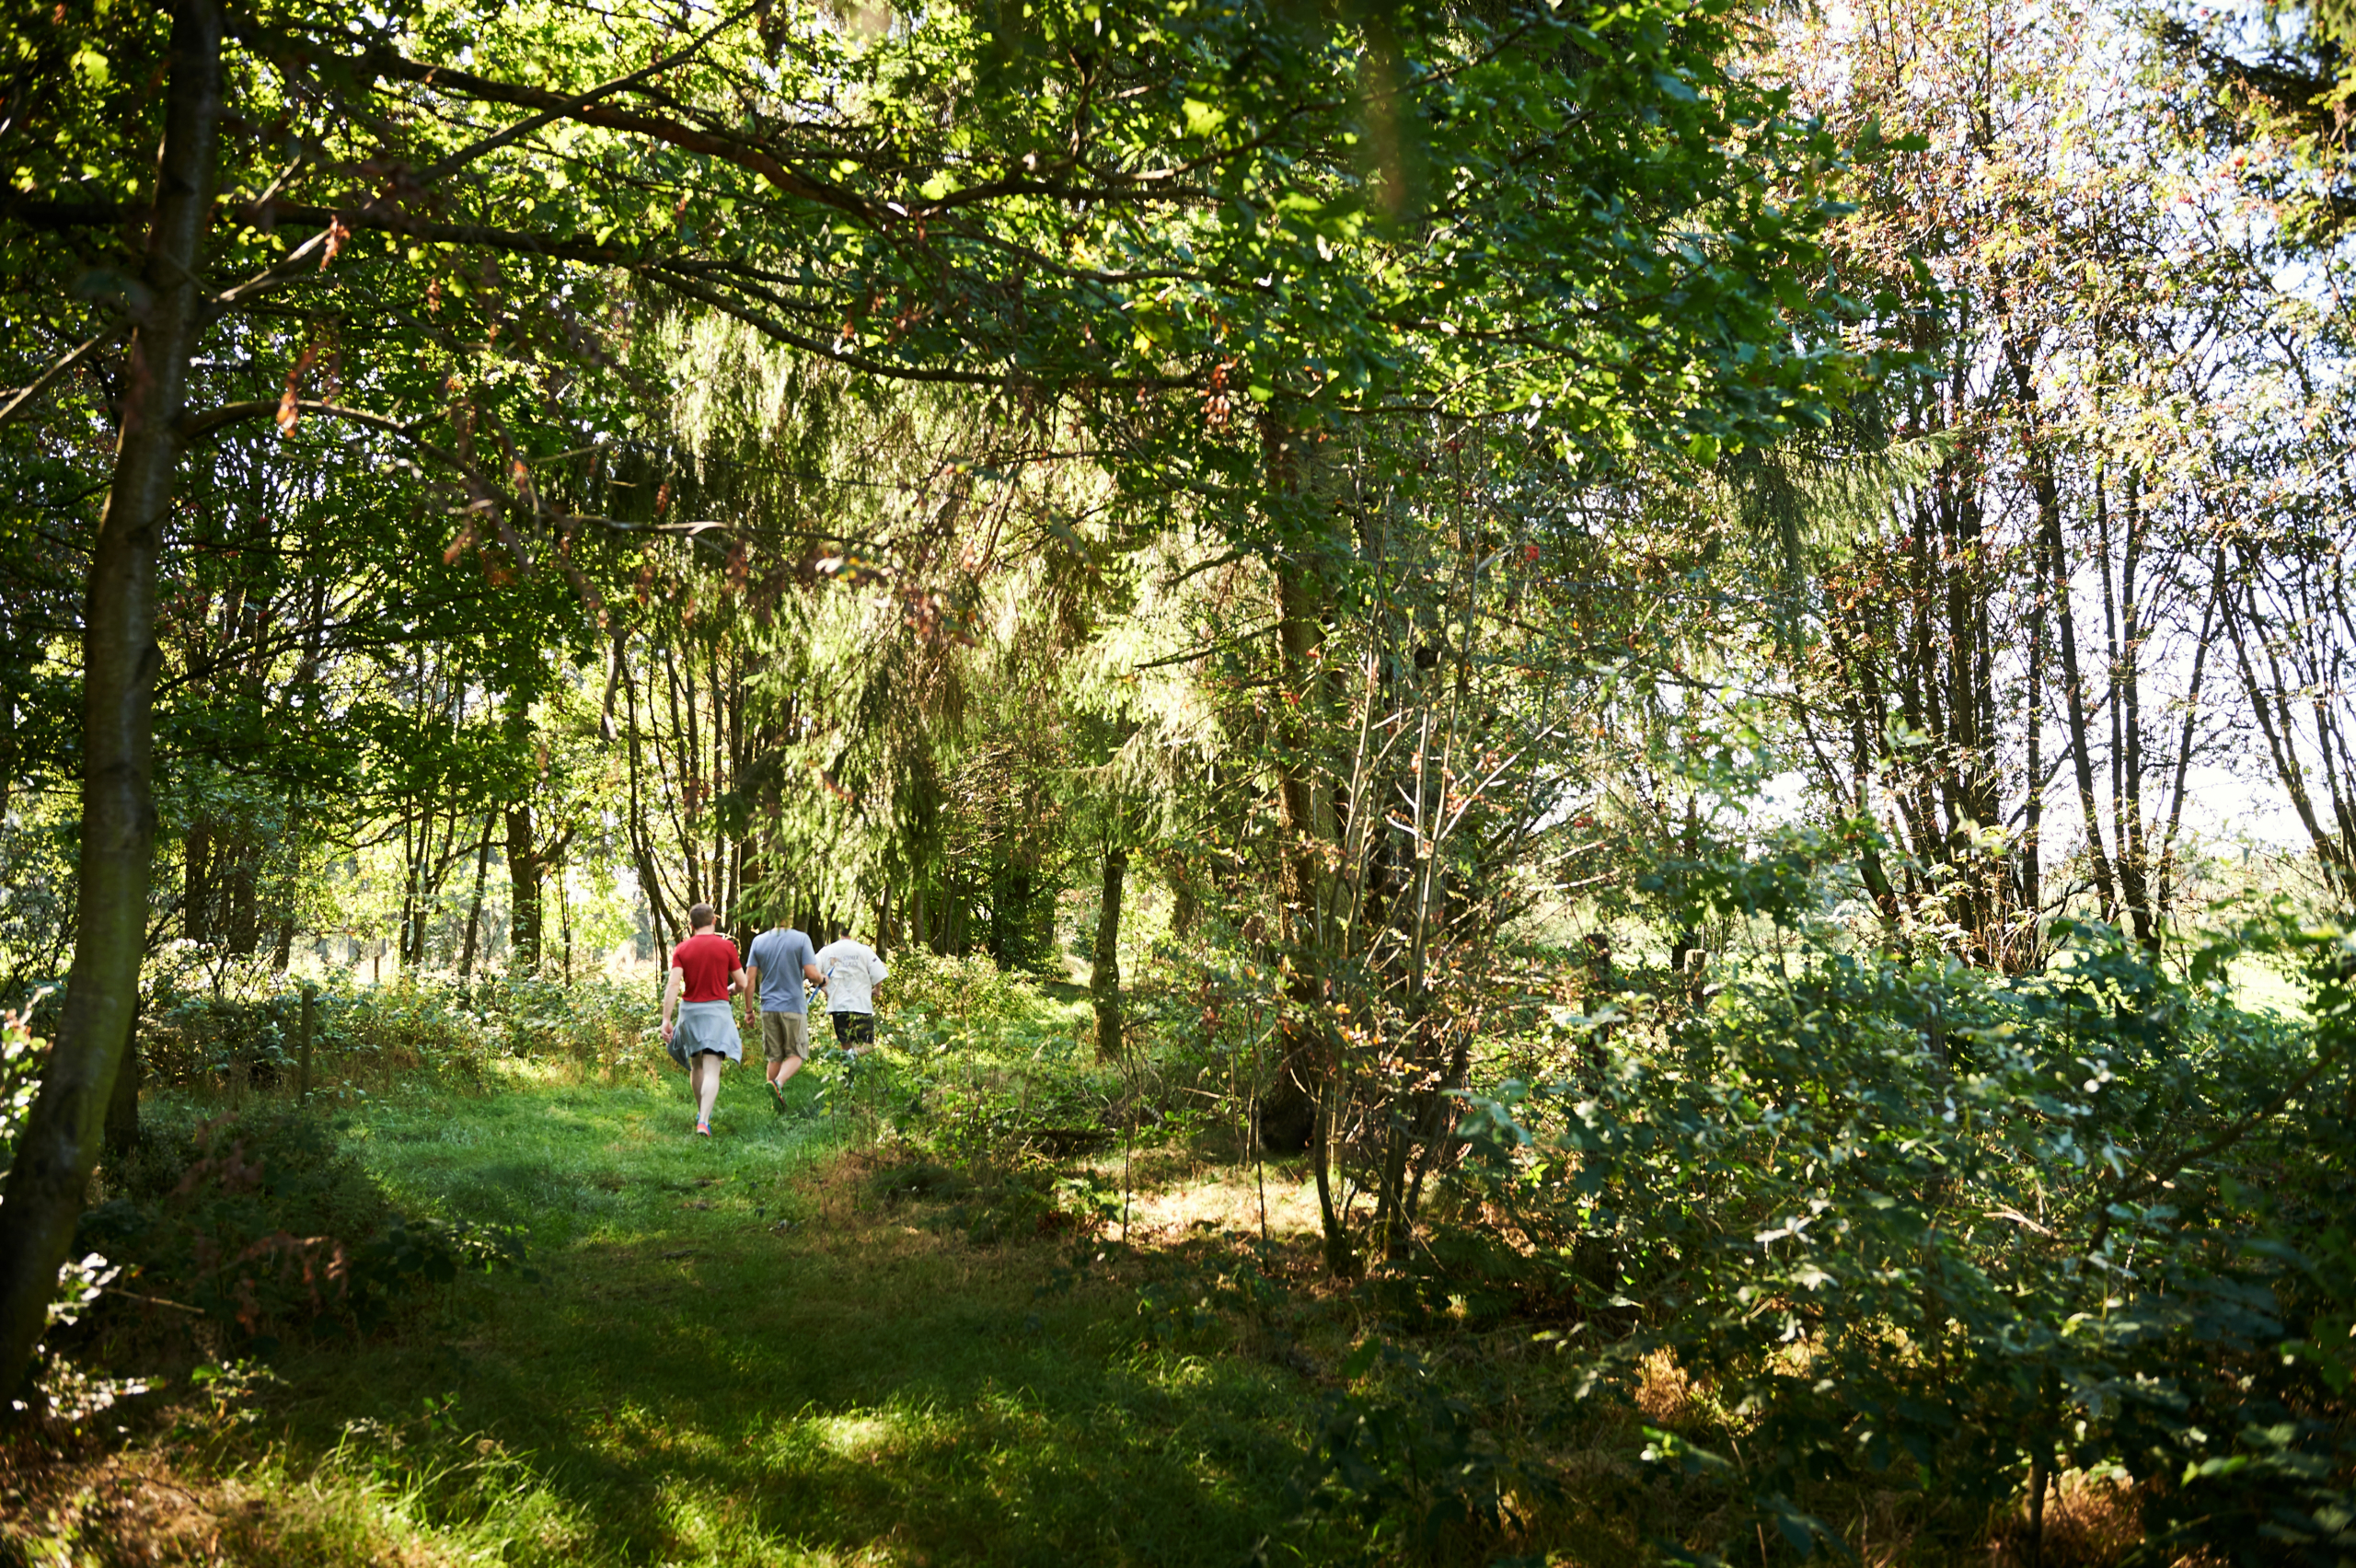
[745, 927, 817, 1014]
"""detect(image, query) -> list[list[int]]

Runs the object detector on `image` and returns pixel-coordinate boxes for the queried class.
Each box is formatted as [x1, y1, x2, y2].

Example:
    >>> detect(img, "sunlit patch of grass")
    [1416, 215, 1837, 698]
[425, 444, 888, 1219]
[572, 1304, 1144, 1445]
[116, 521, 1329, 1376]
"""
[2225, 952, 2310, 1020]
[810, 1412, 900, 1457]
[157, 1068, 1318, 1565]
[31, 1051, 2183, 1566]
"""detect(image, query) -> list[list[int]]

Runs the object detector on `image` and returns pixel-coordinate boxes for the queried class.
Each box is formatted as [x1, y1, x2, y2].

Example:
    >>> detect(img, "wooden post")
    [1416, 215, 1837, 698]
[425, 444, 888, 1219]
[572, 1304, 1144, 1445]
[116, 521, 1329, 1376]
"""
[299, 983, 316, 1104]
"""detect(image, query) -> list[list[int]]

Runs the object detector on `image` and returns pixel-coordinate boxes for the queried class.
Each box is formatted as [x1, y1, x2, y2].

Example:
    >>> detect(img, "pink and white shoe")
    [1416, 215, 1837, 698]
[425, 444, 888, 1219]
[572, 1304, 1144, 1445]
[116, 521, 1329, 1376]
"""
[694, 1120, 711, 1136]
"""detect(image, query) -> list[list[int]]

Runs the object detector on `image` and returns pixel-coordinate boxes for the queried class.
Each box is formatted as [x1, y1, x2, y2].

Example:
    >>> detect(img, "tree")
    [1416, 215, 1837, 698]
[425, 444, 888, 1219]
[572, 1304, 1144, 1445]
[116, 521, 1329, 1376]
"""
[1748, 0, 2321, 964]
[0, 0, 225, 1407]
[0, 0, 1890, 1388]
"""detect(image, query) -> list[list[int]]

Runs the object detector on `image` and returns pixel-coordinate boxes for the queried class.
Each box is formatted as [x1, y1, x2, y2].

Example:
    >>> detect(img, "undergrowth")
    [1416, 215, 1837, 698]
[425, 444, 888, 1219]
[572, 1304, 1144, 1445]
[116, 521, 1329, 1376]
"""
[8, 926, 2351, 1566]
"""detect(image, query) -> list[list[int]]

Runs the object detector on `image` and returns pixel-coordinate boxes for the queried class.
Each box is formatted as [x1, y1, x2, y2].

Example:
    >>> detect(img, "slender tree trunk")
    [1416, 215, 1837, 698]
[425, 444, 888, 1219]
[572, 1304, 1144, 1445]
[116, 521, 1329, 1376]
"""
[506, 803, 542, 975]
[399, 804, 424, 972]
[2022, 525, 2047, 944]
[1092, 841, 1127, 1059]
[2051, 515, 2119, 922]
[2221, 565, 2356, 902]
[184, 823, 213, 944]
[1260, 424, 1337, 1158]
[457, 813, 493, 980]
[2158, 559, 2223, 923]
[2117, 470, 2155, 951]
[0, 0, 222, 1403]
[2010, 344, 2119, 920]
[667, 638, 702, 907]
[623, 633, 678, 961]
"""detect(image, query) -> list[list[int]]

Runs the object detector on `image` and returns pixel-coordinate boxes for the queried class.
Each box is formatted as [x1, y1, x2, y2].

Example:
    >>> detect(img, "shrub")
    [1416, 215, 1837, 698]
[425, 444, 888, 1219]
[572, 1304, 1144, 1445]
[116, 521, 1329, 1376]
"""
[1449, 917, 2356, 1563]
[136, 965, 658, 1096]
[887, 947, 1052, 1037]
[71, 1108, 525, 1357]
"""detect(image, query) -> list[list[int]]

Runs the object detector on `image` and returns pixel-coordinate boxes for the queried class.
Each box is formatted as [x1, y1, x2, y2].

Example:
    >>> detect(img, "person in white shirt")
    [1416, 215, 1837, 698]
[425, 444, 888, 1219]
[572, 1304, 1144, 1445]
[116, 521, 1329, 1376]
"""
[812, 928, 889, 1049]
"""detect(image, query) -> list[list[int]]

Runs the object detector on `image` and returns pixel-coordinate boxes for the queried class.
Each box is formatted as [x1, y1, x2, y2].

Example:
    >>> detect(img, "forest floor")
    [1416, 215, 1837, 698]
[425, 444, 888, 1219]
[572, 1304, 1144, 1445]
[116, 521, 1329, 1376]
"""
[1, 1042, 2151, 1565]
[5, 1066, 1395, 1567]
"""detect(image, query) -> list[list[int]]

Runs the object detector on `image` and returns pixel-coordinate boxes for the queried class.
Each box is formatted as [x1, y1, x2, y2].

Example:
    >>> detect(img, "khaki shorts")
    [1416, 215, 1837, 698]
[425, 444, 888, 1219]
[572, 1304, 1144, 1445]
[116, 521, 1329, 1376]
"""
[759, 1011, 811, 1063]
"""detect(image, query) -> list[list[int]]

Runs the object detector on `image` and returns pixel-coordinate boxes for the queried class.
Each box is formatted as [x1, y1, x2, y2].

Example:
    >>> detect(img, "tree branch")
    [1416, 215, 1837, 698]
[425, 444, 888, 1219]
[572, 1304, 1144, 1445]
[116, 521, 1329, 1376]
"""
[0, 331, 121, 427]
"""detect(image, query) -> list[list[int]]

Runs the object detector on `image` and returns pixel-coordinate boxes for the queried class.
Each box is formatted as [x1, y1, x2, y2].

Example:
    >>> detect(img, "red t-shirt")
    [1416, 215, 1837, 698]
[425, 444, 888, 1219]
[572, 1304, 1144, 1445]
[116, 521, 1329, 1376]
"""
[672, 932, 740, 1003]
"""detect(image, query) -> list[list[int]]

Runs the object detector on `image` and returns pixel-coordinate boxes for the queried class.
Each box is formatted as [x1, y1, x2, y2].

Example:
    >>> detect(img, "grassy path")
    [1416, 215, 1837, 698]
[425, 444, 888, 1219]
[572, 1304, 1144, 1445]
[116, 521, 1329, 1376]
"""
[253, 1071, 1314, 1567]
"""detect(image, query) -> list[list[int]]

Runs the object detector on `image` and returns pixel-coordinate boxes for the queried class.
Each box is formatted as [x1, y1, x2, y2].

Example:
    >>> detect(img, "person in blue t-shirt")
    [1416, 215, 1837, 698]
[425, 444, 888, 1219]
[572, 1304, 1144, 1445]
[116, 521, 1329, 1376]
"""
[743, 913, 824, 1113]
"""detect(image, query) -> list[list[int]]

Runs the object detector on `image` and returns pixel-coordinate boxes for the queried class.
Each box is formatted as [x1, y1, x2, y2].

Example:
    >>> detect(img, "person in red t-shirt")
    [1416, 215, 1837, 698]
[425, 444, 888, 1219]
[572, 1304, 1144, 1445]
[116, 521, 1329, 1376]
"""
[661, 902, 746, 1136]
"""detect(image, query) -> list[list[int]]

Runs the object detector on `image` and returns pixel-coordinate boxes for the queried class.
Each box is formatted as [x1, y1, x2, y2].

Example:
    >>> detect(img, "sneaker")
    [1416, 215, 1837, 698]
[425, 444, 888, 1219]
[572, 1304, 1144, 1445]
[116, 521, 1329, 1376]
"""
[695, 1120, 711, 1136]
[768, 1080, 788, 1116]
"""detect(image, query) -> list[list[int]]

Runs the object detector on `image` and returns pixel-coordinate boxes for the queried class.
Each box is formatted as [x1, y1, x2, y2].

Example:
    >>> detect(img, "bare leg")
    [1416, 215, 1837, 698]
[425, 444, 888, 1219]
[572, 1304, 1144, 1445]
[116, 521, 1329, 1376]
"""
[772, 1055, 803, 1086]
[693, 1053, 723, 1126]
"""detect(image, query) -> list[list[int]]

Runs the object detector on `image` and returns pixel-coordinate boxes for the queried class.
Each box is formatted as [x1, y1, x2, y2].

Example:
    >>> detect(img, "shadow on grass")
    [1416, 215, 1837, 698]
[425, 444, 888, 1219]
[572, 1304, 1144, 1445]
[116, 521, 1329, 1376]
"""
[258, 1074, 1312, 1566]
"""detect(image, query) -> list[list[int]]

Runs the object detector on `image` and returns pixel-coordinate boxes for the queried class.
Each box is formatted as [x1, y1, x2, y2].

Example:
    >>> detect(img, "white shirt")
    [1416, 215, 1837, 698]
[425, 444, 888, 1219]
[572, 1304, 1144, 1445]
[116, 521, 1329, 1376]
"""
[813, 940, 888, 1014]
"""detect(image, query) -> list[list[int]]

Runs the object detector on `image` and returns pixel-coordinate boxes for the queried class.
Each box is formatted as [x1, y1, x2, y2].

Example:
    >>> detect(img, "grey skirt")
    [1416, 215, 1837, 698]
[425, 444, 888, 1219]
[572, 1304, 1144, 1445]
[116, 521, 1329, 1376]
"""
[670, 1000, 743, 1065]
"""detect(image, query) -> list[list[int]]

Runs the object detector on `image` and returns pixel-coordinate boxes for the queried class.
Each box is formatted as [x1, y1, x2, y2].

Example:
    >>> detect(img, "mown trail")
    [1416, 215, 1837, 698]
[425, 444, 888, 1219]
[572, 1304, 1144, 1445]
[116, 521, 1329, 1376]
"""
[264, 1071, 1313, 1567]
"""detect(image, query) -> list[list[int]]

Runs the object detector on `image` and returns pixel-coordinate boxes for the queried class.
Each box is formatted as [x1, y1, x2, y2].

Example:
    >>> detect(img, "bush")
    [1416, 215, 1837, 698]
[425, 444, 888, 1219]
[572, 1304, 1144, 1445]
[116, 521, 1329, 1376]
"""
[136, 963, 657, 1095]
[1449, 917, 2356, 1563]
[70, 1107, 526, 1358]
[887, 946, 1056, 1037]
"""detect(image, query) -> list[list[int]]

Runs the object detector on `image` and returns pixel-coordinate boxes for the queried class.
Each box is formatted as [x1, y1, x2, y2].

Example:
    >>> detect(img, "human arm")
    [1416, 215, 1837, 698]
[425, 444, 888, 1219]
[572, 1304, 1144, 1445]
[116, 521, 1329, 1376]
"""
[742, 962, 761, 1026]
[660, 964, 684, 1043]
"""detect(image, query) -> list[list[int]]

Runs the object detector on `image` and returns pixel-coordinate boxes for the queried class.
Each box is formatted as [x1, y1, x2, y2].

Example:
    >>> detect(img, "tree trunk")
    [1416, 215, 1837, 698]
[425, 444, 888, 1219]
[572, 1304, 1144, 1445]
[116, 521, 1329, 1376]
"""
[2009, 342, 2119, 921]
[1092, 843, 1126, 1060]
[183, 823, 212, 944]
[398, 806, 425, 973]
[2115, 470, 2156, 951]
[2022, 525, 2047, 942]
[1258, 421, 1337, 1158]
[0, 0, 222, 1404]
[506, 803, 542, 975]
[620, 632, 680, 959]
[457, 813, 493, 980]
[2157, 559, 2224, 919]
[225, 841, 258, 956]
[102, 1032, 140, 1159]
[2221, 563, 2356, 903]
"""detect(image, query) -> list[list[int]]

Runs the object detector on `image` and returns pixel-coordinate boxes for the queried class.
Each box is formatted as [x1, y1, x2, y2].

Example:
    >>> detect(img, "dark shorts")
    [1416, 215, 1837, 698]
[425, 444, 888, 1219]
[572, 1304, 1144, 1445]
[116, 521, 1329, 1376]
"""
[830, 1011, 875, 1047]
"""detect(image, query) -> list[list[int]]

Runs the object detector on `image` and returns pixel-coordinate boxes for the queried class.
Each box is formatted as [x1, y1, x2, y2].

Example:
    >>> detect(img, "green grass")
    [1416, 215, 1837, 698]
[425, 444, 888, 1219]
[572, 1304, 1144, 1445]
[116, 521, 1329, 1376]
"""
[215, 1064, 1319, 1566]
[17, 1043, 2138, 1566]
[2224, 951, 2312, 1020]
